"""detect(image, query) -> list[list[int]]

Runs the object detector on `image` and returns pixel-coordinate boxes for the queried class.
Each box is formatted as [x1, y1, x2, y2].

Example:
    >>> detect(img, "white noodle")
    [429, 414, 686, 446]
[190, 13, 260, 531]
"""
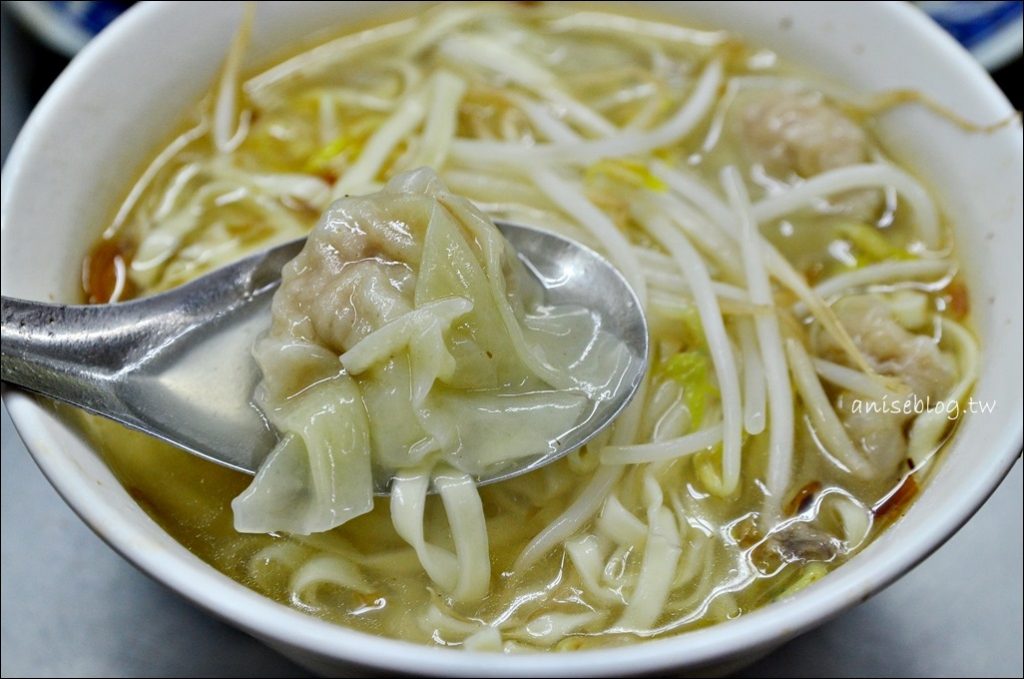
[318, 94, 338, 145]
[549, 92, 619, 139]
[722, 167, 795, 514]
[410, 70, 468, 169]
[402, 5, 497, 56]
[332, 93, 427, 199]
[785, 338, 874, 478]
[610, 375, 651, 448]
[596, 494, 648, 546]
[653, 160, 737, 232]
[590, 79, 658, 113]
[248, 542, 308, 581]
[450, 59, 722, 165]
[637, 208, 743, 494]
[658, 162, 879, 376]
[245, 19, 419, 96]
[827, 494, 872, 548]
[738, 319, 767, 435]
[907, 317, 980, 465]
[636, 247, 751, 301]
[602, 423, 723, 465]
[547, 10, 727, 47]
[206, 156, 332, 209]
[319, 88, 398, 113]
[631, 245, 676, 272]
[463, 627, 504, 651]
[812, 357, 905, 401]
[424, 602, 488, 637]
[521, 612, 602, 646]
[651, 399, 691, 442]
[339, 298, 472, 376]
[762, 246, 878, 376]
[135, 184, 309, 283]
[435, 471, 491, 602]
[810, 258, 954, 303]
[510, 94, 583, 143]
[615, 478, 681, 631]
[442, 169, 555, 208]
[513, 464, 623, 571]
[644, 267, 689, 293]
[564, 534, 620, 606]
[530, 167, 647, 308]
[107, 120, 209, 237]
[212, 3, 253, 154]
[390, 473, 458, 592]
[290, 555, 373, 608]
[674, 535, 710, 593]
[751, 163, 942, 249]
[642, 379, 682, 437]
[440, 33, 556, 91]
[153, 163, 203, 221]
[439, 34, 616, 137]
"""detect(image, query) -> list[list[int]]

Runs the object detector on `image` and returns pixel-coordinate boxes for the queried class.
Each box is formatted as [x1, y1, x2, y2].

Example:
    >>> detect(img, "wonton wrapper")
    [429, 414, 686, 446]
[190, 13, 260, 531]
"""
[233, 168, 629, 534]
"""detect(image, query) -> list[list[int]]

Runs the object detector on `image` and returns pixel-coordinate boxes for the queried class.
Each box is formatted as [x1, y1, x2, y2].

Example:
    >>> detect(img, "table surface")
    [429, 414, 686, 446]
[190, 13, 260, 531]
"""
[1, 7, 1022, 678]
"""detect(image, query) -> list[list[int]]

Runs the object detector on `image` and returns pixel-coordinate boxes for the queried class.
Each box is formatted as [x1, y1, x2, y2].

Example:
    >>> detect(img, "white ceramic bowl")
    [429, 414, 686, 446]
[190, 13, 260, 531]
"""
[2, 1, 1021, 675]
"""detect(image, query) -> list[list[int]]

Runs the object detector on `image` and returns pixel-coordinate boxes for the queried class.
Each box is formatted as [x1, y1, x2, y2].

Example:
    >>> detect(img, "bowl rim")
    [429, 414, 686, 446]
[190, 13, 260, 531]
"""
[2, 1, 1022, 675]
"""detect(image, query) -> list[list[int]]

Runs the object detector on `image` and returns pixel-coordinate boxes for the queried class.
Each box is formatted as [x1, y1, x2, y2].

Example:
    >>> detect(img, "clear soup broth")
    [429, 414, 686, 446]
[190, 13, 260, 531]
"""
[76, 2, 976, 652]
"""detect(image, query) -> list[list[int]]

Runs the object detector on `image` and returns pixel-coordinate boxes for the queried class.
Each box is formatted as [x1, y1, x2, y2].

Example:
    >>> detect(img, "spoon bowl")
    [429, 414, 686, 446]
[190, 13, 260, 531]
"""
[1, 221, 648, 491]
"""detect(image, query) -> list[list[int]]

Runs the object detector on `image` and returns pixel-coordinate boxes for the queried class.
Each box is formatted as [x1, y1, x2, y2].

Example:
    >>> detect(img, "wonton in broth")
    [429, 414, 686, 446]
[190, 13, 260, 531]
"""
[79, 3, 978, 651]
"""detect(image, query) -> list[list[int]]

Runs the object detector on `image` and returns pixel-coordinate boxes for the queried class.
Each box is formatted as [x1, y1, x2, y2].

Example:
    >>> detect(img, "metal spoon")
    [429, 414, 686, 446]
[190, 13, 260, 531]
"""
[0, 222, 648, 491]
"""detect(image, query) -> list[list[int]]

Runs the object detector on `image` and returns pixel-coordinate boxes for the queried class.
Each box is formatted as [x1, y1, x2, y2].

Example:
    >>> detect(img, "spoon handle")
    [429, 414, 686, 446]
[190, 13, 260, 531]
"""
[1, 296, 141, 416]
[0, 240, 303, 467]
